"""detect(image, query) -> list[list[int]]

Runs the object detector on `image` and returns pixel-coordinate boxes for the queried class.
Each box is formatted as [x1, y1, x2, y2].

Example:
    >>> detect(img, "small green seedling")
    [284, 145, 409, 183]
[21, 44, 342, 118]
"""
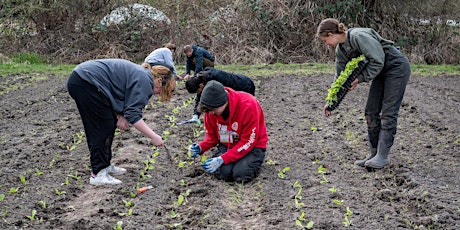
[345, 206, 353, 216]
[0, 194, 5, 202]
[277, 166, 291, 179]
[317, 165, 327, 174]
[122, 199, 133, 208]
[26, 209, 37, 221]
[54, 188, 66, 195]
[170, 209, 178, 218]
[266, 159, 275, 165]
[333, 199, 344, 206]
[320, 175, 329, 184]
[343, 216, 351, 226]
[38, 200, 46, 209]
[9, 187, 18, 194]
[35, 168, 44, 176]
[20, 175, 27, 185]
[328, 187, 336, 193]
[115, 221, 123, 230]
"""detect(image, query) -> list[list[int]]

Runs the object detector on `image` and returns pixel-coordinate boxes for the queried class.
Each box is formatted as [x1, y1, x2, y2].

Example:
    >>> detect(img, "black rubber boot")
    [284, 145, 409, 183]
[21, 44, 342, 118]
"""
[365, 130, 394, 169]
[354, 148, 377, 167]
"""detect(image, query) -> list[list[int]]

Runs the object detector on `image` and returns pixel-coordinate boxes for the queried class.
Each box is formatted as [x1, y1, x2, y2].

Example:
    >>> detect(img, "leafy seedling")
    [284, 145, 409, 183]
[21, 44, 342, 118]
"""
[26, 209, 37, 221]
[0, 194, 5, 202]
[277, 166, 291, 179]
[38, 200, 46, 209]
[333, 199, 344, 206]
[122, 199, 133, 208]
[20, 175, 27, 185]
[115, 221, 123, 230]
[9, 187, 18, 194]
[54, 188, 66, 195]
[35, 168, 44, 176]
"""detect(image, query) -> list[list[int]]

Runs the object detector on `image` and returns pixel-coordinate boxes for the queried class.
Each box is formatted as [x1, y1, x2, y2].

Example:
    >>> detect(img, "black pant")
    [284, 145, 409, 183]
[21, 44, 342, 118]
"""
[67, 71, 116, 174]
[212, 144, 266, 183]
[365, 47, 411, 149]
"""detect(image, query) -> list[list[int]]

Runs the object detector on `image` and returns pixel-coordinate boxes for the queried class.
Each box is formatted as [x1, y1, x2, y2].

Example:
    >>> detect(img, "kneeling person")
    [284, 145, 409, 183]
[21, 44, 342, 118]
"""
[189, 80, 268, 182]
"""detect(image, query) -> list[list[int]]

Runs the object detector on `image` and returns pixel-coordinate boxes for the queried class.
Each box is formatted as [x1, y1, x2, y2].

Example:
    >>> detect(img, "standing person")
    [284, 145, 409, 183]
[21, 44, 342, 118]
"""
[181, 67, 255, 124]
[317, 18, 411, 169]
[144, 43, 178, 78]
[182, 45, 215, 80]
[188, 80, 268, 182]
[67, 59, 176, 185]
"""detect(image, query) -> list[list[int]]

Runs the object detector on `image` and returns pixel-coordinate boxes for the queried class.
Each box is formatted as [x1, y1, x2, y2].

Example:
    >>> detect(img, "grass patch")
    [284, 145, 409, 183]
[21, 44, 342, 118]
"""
[0, 58, 458, 78]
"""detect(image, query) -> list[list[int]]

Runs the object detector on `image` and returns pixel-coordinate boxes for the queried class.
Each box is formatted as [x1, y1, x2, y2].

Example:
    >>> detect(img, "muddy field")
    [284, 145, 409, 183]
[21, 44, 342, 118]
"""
[0, 70, 459, 229]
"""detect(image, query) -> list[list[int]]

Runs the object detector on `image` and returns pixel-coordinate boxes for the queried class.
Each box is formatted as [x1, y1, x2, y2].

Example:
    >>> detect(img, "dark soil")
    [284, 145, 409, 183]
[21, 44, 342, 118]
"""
[0, 72, 459, 229]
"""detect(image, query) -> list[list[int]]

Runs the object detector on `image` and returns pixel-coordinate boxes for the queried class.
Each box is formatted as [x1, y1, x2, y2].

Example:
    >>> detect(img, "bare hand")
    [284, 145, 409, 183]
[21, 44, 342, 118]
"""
[324, 104, 332, 117]
[151, 133, 164, 146]
[116, 115, 130, 130]
[349, 78, 359, 91]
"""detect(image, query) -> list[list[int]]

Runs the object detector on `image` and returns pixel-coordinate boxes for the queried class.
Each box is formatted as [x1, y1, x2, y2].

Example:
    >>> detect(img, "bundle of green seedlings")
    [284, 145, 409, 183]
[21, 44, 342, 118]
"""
[325, 55, 368, 112]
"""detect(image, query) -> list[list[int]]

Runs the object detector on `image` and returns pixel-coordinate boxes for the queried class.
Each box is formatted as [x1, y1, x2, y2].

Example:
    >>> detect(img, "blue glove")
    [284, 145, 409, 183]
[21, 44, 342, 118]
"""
[202, 156, 224, 173]
[188, 143, 202, 158]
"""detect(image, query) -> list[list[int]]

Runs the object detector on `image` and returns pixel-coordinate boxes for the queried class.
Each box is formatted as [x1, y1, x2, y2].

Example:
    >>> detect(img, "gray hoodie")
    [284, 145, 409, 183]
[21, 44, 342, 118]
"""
[73, 59, 154, 124]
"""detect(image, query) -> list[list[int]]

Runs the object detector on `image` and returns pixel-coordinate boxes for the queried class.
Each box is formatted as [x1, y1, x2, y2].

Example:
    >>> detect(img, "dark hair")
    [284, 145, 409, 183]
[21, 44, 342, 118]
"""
[316, 18, 347, 37]
[185, 70, 210, 93]
[198, 102, 215, 113]
[183, 45, 193, 53]
[185, 76, 202, 93]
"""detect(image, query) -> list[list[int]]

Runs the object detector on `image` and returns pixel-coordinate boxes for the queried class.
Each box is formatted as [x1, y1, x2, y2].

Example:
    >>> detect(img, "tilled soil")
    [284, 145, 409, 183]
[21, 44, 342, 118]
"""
[0, 72, 459, 229]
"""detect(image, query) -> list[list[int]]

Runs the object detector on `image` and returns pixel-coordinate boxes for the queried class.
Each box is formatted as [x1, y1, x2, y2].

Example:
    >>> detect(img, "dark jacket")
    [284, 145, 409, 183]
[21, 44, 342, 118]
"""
[186, 45, 215, 74]
[194, 67, 255, 116]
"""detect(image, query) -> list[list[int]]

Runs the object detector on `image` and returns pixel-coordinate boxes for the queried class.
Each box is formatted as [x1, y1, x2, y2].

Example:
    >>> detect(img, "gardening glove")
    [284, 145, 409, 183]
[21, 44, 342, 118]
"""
[202, 156, 224, 173]
[188, 143, 202, 158]
[178, 115, 200, 125]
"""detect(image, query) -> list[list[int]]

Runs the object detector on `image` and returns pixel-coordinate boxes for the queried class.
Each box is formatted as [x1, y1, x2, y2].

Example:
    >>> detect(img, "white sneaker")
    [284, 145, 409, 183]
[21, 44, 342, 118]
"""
[90, 168, 122, 186]
[106, 164, 127, 176]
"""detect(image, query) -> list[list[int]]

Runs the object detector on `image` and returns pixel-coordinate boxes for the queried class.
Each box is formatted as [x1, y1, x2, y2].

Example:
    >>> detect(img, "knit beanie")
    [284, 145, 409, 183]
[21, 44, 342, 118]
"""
[200, 80, 228, 108]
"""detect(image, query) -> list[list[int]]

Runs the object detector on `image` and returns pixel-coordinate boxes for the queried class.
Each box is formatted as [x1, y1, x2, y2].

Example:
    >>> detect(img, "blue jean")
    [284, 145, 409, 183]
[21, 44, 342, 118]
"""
[365, 47, 411, 149]
[212, 144, 266, 183]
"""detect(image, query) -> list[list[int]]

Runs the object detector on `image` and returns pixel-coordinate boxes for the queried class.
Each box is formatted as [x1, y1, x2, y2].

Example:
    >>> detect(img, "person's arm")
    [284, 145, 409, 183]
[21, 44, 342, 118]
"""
[193, 93, 201, 117]
[133, 119, 164, 146]
[194, 49, 204, 73]
[198, 115, 219, 153]
[164, 51, 177, 76]
[351, 33, 385, 82]
[185, 57, 192, 74]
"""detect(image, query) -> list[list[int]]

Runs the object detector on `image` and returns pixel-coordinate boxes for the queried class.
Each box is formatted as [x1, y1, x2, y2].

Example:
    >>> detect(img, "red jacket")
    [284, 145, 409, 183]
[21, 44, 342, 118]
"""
[199, 87, 268, 164]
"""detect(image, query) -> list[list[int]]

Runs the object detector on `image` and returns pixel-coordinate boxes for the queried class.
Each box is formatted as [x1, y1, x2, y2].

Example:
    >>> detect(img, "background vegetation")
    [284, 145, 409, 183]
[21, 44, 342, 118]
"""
[0, 0, 459, 65]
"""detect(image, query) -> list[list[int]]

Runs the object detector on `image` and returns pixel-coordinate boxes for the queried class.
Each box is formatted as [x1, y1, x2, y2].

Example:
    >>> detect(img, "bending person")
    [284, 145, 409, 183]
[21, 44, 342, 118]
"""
[183, 67, 255, 124]
[317, 18, 411, 169]
[67, 59, 176, 185]
[188, 81, 268, 182]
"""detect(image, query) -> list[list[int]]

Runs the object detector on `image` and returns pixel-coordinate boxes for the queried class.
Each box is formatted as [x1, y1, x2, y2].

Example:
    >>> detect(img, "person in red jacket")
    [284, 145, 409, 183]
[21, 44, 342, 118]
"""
[188, 80, 268, 182]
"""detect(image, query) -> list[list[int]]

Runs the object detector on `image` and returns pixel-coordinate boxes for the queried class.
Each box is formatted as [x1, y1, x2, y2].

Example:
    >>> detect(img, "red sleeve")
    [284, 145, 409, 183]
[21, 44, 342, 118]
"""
[221, 106, 260, 164]
[198, 114, 219, 153]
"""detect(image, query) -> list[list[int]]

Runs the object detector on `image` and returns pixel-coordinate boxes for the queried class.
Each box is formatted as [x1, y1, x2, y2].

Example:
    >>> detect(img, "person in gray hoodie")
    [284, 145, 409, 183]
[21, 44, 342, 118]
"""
[67, 59, 175, 185]
[316, 18, 411, 169]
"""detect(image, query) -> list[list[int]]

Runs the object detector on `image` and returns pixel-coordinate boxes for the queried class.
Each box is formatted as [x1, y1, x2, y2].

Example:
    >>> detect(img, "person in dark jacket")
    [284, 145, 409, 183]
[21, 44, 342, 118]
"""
[317, 18, 411, 169]
[181, 45, 215, 80]
[67, 59, 176, 186]
[181, 67, 255, 124]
